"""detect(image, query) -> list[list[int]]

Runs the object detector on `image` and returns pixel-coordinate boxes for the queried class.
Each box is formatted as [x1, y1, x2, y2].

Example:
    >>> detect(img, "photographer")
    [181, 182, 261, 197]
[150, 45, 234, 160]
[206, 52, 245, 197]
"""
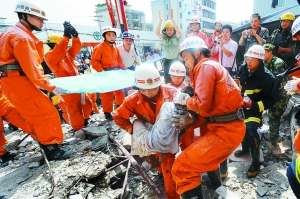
[211, 25, 238, 77]
[239, 13, 269, 54]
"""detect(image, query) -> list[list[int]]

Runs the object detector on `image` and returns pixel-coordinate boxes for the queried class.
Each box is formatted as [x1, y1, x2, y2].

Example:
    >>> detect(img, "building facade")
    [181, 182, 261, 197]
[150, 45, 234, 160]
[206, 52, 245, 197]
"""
[253, 0, 300, 22]
[151, 0, 216, 38]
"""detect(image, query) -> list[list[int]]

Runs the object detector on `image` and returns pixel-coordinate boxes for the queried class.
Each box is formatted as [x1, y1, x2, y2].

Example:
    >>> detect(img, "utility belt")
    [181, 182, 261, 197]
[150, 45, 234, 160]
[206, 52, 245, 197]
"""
[206, 108, 245, 123]
[0, 63, 26, 78]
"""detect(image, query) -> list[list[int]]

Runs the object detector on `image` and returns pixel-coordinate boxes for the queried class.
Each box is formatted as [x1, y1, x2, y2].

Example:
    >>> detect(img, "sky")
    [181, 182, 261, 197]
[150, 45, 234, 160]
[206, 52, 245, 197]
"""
[0, 0, 254, 25]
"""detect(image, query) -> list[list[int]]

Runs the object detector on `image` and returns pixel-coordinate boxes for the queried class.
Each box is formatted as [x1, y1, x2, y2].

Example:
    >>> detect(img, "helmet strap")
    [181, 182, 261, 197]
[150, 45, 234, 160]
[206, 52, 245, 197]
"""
[22, 14, 41, 31]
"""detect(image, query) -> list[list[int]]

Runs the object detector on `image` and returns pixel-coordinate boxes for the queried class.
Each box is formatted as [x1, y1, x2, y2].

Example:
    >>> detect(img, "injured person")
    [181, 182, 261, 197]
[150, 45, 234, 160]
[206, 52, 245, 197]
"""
[131, 86, 195, 157]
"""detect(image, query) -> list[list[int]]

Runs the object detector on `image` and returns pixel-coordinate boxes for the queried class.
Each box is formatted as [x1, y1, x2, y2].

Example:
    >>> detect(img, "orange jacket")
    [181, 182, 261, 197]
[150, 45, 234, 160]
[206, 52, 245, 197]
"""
[113, 85, 178, 133]
[188, 31, 209, 46]
[91, 41, 126, 72]
[290, 60, 300, 79]
[0, 22, 55, 92]
[45, 36, 82, 77]
[187, 58, 243, 117]
[167, 81, 188, 90]
[295, 130, 300, 154]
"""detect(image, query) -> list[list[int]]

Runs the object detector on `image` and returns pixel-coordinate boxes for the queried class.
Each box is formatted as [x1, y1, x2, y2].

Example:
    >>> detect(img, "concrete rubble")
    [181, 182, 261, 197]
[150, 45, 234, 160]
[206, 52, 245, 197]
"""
[0, 112, 299, 199]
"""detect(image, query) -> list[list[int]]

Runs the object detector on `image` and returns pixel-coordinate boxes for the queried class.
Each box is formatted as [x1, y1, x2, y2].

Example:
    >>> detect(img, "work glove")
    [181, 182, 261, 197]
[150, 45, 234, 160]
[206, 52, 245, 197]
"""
[63, 21, 78, 37]
[173, 93, 190, 105]
[243, 96, 252, 109]
[171, 110, 194, 130]
[284, 76, 300, 92]
[63, 27, 72, 39]
[52, 87, 66, 95]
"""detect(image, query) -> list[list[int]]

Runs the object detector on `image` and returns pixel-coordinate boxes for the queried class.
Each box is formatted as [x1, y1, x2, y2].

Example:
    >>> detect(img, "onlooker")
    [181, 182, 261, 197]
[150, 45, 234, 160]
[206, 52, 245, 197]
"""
[187, 15, 209, 45]
[267, 12, 296, 66]
[117, 31, 141, 71]
[263, 43, 289, 155]
[239, 13, 269, 54]
[208, 22, 223, 62]
[211, 24, 238, 77]
[156, 9, 181, 84]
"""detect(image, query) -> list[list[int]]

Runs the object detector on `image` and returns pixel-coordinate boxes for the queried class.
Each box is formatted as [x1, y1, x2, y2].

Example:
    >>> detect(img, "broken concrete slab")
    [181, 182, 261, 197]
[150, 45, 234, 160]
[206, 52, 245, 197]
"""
[120, 133, 131, 151]
[74, 130, 86, 139]
[92, 135, 108, 150]
[256, 186, 269, 197]
[215, 186, 241, 199]
[72, 140, 92, 152]
[83, 123, 108, 137]
[28, 162, 40, 169]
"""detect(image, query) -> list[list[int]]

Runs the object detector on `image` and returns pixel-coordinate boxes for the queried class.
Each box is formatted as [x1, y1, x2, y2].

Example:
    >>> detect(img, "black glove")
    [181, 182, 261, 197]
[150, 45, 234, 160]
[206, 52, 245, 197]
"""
[63, 21, 78, 37]
[63, 27, 71, 39]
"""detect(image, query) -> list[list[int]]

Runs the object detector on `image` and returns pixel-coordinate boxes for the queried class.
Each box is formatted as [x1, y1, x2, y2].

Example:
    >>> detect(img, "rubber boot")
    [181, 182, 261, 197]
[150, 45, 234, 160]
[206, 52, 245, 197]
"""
[0, 152, 14, 167]
[201, 168, 222, 190]
[40, 144, 75, 161]
[104, 112, 113, 120]
[234, 141, 250, 157]
[181, 184, 204, 199]
[220, 159, 228, 180]
[247, 137, 260, 177]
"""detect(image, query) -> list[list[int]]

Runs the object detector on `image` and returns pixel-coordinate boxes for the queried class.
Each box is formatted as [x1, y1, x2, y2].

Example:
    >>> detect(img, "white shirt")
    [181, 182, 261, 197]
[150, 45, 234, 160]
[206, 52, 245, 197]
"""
[117, 44, 141, 68]
[216, 39, 238, 71]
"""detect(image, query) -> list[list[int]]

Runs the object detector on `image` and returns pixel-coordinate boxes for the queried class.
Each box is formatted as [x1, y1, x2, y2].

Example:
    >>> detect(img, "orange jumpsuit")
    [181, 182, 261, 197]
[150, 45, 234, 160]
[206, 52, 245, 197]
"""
[45, 36, 92, 130]
[208, 31, 221, 62]
[113, 84, 180, 199]
[88, 93, 100, 114]
[188, 31, 209, 46]
[171, 59, 246, 195]
[91, 41, 126, 113]
[290, 60, 300, 79]
[0, 22, 63, 145]
[0, 87, 33, 156]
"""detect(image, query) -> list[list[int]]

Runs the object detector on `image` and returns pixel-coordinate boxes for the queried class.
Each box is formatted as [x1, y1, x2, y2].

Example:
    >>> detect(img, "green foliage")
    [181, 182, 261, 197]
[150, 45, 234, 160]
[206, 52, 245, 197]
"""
[95, 3, 106, 7]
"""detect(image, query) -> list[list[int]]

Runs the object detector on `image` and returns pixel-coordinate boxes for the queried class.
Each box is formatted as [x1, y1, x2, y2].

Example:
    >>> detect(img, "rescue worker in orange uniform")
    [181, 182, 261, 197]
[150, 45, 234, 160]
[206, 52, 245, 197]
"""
[187, 15, 209, 46]
[168, 62, 188, 90]
[91, 26, 126, 120]
[88, 93, 100, 114]
[113, 64, 181, 199]
[45, 24, 92, 130]
[0, 0, 73, 160]
[0, 85, 33, 167]
[171, 37, 246, 198]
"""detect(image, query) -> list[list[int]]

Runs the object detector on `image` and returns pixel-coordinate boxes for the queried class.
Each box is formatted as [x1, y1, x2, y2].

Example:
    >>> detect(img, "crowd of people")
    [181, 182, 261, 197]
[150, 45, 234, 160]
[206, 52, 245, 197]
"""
[1, 0, 300, 198]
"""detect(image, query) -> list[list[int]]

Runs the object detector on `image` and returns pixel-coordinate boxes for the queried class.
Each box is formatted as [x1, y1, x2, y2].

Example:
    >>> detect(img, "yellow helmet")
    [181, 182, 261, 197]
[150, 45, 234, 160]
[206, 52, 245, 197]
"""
[280, 13, 295, 21]
[164, 20, 174, 29]
[45, 33, 63, 43]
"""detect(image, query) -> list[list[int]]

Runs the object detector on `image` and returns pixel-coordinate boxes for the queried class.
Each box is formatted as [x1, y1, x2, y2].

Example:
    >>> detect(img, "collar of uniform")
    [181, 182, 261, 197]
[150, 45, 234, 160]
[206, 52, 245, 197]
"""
[193, 58, 211, 72]
[16, 22, 40, 42]
[102, 40, 115, 49]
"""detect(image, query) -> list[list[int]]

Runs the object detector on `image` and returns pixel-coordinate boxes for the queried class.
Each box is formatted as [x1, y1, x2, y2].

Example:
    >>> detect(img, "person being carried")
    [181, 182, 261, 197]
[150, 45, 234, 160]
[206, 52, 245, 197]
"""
[45, 23, 92, 130]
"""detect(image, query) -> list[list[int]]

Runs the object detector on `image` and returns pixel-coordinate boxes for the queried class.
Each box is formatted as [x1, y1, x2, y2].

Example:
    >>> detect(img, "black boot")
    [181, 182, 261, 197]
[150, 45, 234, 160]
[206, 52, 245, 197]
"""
[40, 144, 75, 161]
[220, 159, 228, 180]
[0, 152, 14, 167]
[234, 141, 250, 157]
[247, 137, 260, 177]
[181, 184, 204, 199]
[202, 168, 222, 190]
[104, 112, 113, 120]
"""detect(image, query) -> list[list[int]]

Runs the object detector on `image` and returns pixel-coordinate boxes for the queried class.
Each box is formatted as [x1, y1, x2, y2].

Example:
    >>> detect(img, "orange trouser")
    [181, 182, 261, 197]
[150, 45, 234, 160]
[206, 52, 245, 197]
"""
[172, 120, 246, 195]
[180, 126, 195, 151]
[0, 91, 33, 156]
[158, 153, 180, 199]
[1, 76, 63, 145]
[88, 93, 100, 114]
[61, 93, 92, 130]
[100, 90, 124, 113]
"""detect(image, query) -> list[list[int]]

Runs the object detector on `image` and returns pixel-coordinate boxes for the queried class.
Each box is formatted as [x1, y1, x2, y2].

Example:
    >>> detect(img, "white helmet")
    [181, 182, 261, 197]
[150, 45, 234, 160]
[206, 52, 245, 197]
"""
[102, 26, 116, 37]
[244, 45, 265, 60]
[169, 62, 186, 76]
[178, 36, 208, 59]
[14, 0, 47, 20]
[292, 16, 300, 36]
[190, 15, 201, 24]
[134, 64, 161, 89]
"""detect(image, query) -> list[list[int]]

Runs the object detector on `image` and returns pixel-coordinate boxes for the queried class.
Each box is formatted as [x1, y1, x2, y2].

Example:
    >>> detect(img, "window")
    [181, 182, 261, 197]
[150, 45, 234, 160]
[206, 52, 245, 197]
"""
[278, 0, 285, 7]
[203, 21, 215, 29]
[180, 13, 182, 18]
[202, 10, 216, 20]
[166, 4, 168, 10]
[202, 0, 216, 9]
[179, 2, 182, 8]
